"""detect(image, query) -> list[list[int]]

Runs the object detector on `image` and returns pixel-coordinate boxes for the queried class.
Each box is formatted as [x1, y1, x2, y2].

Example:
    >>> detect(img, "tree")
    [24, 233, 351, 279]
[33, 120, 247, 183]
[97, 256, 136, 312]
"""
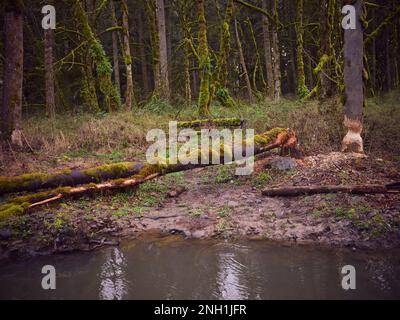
[341, 0, 364, 153]
[110, 0, 121, 97]
[121, 0, 135, 109]
[197, 0, 212, 117]
[261, 0, 274, 97]
[271, 0, 281, 101]
[295, 0, 308, 98]
[1, 1, 24, 146]
[44, 16, 55, 119]
[156, 0, 170, 100]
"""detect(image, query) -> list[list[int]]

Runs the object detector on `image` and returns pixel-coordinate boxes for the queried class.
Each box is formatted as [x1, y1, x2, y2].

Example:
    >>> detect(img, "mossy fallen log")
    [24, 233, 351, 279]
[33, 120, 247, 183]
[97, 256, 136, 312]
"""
[0, 128, 298, 221]
[177, 118, 245, 129]
[0, 162, 144, 196]
[261, 183, 400, 197]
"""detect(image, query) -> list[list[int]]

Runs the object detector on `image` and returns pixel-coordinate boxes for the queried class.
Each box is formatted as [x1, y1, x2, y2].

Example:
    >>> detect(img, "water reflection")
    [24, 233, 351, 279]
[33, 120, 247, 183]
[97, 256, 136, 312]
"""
[0, 240, 399, 299]
[99, 247, 128, 300]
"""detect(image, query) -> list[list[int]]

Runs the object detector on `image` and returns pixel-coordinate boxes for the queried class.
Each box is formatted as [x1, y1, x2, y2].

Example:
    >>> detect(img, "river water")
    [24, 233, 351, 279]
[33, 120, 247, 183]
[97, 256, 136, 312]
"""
[1, 239, 400, 300]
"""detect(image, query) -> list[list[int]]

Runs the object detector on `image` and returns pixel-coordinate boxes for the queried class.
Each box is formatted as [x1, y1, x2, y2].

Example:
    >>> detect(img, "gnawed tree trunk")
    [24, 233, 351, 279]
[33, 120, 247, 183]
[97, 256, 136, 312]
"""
[261, 0, 274, 97]
[156, 0, 170, 100]
[341, 0, 364, 153]
[0, 128, 298, 219]
[1, 2, 24, 146]
[262, 183, 400, 197]
[121, 0, 135, 109]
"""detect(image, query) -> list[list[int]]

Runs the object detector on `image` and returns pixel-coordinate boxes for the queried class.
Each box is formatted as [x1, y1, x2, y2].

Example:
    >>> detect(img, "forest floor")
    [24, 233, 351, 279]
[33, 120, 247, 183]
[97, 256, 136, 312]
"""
[0, 94, 399, 260]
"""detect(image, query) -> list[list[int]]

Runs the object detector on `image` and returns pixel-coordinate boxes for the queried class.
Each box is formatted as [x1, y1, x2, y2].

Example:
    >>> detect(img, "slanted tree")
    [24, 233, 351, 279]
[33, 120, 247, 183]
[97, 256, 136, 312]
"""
[1, 1, 24, 146]
[341, 0, 364, 153]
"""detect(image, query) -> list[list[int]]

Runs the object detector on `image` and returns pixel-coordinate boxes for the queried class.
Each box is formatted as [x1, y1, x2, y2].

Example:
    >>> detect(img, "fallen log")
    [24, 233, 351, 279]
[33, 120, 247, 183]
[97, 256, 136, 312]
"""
[0, 162, 144, 195]
[177, 118, 245, 129]
[262, 183, 400, 197]
[0, 128, 299, 220]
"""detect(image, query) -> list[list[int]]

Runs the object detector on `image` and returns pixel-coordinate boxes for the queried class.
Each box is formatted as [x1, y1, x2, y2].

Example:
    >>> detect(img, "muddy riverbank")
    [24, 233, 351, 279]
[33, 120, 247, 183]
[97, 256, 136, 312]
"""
[0, 152, 399, 261]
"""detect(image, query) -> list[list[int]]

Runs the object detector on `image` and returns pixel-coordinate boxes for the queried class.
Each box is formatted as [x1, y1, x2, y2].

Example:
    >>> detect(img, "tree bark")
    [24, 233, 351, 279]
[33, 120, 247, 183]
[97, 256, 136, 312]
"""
[234, 18, 253, 101]
[1, 4, 24, 146]
[295, 0, 308, 98]
[341, 0, 364, 153]
[110, 0, 121, 97]
[45, 27, 56, 119]
[156, 0, 170, 100]
[261, 0, 274, 97]
[121, 0, 135, 109]
[197, 0, 212, 117]
[262, 183, 399, 197]
[271, 0, 281, 101]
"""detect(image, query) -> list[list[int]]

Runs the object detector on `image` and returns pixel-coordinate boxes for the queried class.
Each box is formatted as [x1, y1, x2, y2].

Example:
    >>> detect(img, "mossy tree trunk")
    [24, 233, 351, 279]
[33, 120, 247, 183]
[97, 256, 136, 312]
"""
[0, 128, 297, 219]
[73, 0, 121, 112]
[295, 0, 309, 98]
[110, 0, 121, 98]
[197, 0, 212, 118]
[341, 0, 364, 153]
[1, 1, 24, 146]
[44, 22, 56, 119]
[121, 0, 135, 109]
[318, 0, 336, 99]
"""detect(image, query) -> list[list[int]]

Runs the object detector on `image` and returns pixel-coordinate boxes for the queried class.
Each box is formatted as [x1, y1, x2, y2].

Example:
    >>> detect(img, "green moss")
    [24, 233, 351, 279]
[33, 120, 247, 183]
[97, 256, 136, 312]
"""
[82, 162, 136, 178]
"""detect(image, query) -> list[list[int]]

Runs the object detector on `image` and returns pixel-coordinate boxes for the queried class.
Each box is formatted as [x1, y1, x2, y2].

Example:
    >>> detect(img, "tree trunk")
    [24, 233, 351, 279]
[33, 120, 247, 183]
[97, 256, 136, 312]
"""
[45, 27, 56, 119]
[262, 183, 399, 197]
[137, 9, 150, 95]
[295, 0, 308, 98]
[121, 0, 135, 109]
[110, 0, 121, 97]
[156, 0, 170, 100]
[1, 4, 24, 146]
[318, 0, 335, 99]
[234, 18, 253, 101]
[197, 0, 212, 117]
[261, 0, 274, 97]
[341, 0, 364, 153]
[74, 0, 120, 112]
[271, 0, 281, 101]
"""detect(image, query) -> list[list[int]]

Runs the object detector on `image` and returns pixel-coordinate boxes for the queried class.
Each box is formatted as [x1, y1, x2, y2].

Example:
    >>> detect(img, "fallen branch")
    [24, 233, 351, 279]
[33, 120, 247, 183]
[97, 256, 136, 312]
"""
[262, 183, 400, 197]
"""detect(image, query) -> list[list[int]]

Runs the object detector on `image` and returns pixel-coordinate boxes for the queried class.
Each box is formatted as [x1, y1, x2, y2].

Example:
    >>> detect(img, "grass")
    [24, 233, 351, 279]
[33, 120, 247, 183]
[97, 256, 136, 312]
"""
[2, 92, 398, 174]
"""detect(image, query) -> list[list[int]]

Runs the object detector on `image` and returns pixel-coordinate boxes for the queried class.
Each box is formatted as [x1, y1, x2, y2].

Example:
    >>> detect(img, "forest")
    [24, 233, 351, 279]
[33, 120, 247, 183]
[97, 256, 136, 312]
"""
[0, 0, 399, 278]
